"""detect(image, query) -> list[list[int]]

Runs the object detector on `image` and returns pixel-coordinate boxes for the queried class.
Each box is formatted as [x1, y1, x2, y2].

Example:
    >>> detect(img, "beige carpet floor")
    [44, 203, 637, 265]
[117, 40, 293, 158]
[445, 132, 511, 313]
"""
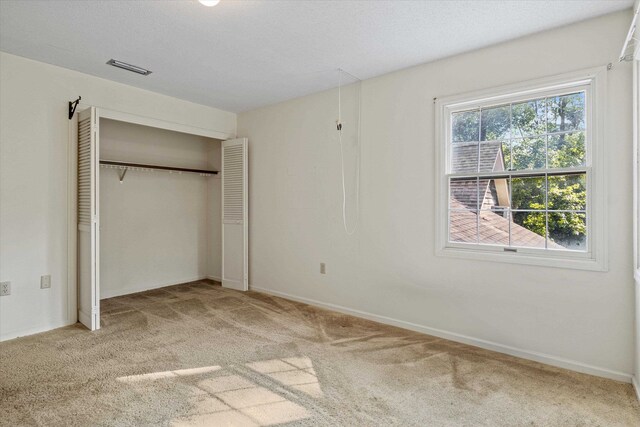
[1, 280, 638, 426]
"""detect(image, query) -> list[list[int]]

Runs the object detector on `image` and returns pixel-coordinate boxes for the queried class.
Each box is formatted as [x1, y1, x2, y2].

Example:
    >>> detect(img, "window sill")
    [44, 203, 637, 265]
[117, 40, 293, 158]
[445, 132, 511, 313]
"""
[436, 245, 607, 272]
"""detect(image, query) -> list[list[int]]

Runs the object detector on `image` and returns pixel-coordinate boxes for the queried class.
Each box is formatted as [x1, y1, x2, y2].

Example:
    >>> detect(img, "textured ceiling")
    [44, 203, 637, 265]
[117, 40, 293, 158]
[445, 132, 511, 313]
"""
[0, 0, 632, 112]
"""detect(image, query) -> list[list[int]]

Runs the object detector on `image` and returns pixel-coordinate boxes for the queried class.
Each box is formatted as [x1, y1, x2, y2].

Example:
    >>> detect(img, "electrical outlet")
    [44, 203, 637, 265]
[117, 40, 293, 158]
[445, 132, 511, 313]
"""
[0, 281, 10, 296]
[41, 275, 51, 289]
[320, 263, 326, 274]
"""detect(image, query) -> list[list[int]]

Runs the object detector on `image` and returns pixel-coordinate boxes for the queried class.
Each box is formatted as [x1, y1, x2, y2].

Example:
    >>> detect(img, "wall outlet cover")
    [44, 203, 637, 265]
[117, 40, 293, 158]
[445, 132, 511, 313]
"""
[41, 275, 51, 289]
[320, 263, 326, 274]
[0, 281, 11, 296]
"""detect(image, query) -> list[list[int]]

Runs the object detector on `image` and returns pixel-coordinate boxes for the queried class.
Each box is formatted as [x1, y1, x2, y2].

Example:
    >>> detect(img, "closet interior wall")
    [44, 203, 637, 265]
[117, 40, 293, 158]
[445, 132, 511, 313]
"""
[99, 119, 221, 298]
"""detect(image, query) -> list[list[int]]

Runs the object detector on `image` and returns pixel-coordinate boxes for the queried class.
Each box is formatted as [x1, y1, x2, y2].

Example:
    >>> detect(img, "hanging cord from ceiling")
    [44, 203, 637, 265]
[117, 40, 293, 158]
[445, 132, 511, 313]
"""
[336, 68, 361, 235]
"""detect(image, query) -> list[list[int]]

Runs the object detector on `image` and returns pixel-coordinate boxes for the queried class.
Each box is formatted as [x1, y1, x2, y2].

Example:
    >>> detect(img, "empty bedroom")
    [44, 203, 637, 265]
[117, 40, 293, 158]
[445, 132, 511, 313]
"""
[1, 0, 640, 425]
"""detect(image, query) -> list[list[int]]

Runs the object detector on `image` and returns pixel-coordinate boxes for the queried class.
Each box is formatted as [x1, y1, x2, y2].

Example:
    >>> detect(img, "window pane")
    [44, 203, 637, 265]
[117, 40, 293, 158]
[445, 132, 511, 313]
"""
[511, 211, 546, 248]
[481, 105, 510, 141]
[478, 177, 510, 210]
[511, 137, 545, 171]
[446, 86, 590, 253]
[449, 209, 478, 243]
[450, 178, 478, 210]
[479, 208, 510, 245]
[452, 110, 479, 142]
[548, 174, 586, 211]
[511, 98, 546, 137]
[451, 142, 478, 173]
[548, 212, 586, 251]
[478, 141, 508, 173]
[511, 176, 545, 210]
[548, 132, 585, 168]
[547, 92, 585, 133]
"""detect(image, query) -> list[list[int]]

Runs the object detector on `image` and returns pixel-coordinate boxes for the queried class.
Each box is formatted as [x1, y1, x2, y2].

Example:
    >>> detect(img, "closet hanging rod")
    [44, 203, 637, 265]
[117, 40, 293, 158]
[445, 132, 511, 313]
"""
[100, 160, 218, 175]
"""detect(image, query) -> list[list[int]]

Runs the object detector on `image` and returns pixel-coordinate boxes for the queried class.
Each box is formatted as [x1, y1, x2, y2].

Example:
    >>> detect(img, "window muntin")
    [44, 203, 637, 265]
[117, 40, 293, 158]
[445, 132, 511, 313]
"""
[446, 88, 589, 252]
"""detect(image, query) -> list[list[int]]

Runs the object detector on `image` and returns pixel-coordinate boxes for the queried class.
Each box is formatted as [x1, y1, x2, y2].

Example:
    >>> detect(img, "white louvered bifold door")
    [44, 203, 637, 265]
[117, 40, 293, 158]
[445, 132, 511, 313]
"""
[222, 138, 248, 291]
[77, 107, 100, 330]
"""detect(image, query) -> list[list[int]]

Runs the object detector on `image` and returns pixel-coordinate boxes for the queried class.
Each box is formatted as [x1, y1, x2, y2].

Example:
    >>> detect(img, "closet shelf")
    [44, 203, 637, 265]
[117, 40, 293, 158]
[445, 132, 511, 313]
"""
[100, 160, 218, 175]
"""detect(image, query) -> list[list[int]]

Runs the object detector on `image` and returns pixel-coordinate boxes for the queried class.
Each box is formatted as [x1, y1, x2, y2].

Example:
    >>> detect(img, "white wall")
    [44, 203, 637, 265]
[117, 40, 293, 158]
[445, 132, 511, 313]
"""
[0, 52, 235, 341]
[239, 10, 635, 380]
[99, 119, 221, 298]
[632, 1, 640, 395]
[634, 34, 640, 396]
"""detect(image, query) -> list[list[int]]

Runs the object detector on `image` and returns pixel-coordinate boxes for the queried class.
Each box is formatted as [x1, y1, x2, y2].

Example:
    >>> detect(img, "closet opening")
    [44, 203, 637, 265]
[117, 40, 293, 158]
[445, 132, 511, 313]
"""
[73, 107, 248, 331]
[99, 118, 222, 300]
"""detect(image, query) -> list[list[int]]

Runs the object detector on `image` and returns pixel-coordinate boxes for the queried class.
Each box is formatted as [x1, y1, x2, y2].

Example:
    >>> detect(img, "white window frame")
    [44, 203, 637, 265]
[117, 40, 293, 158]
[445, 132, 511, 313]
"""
[435, 67, 607, 271]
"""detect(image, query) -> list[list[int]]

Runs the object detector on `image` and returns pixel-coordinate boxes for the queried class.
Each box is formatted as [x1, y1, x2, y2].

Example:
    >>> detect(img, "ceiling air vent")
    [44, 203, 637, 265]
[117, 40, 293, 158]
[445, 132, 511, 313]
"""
[106, 59, 152, 76]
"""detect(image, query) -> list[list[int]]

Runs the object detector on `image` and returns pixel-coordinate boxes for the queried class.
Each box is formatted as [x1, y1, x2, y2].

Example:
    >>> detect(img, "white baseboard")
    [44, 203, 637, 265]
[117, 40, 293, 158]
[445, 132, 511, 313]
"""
[633, 376, 640, 402]
[101, 276, 210, 299]
[250, 285, 632, 384]
[207, 276, 222, 282]
[0, 319, 77, 342]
